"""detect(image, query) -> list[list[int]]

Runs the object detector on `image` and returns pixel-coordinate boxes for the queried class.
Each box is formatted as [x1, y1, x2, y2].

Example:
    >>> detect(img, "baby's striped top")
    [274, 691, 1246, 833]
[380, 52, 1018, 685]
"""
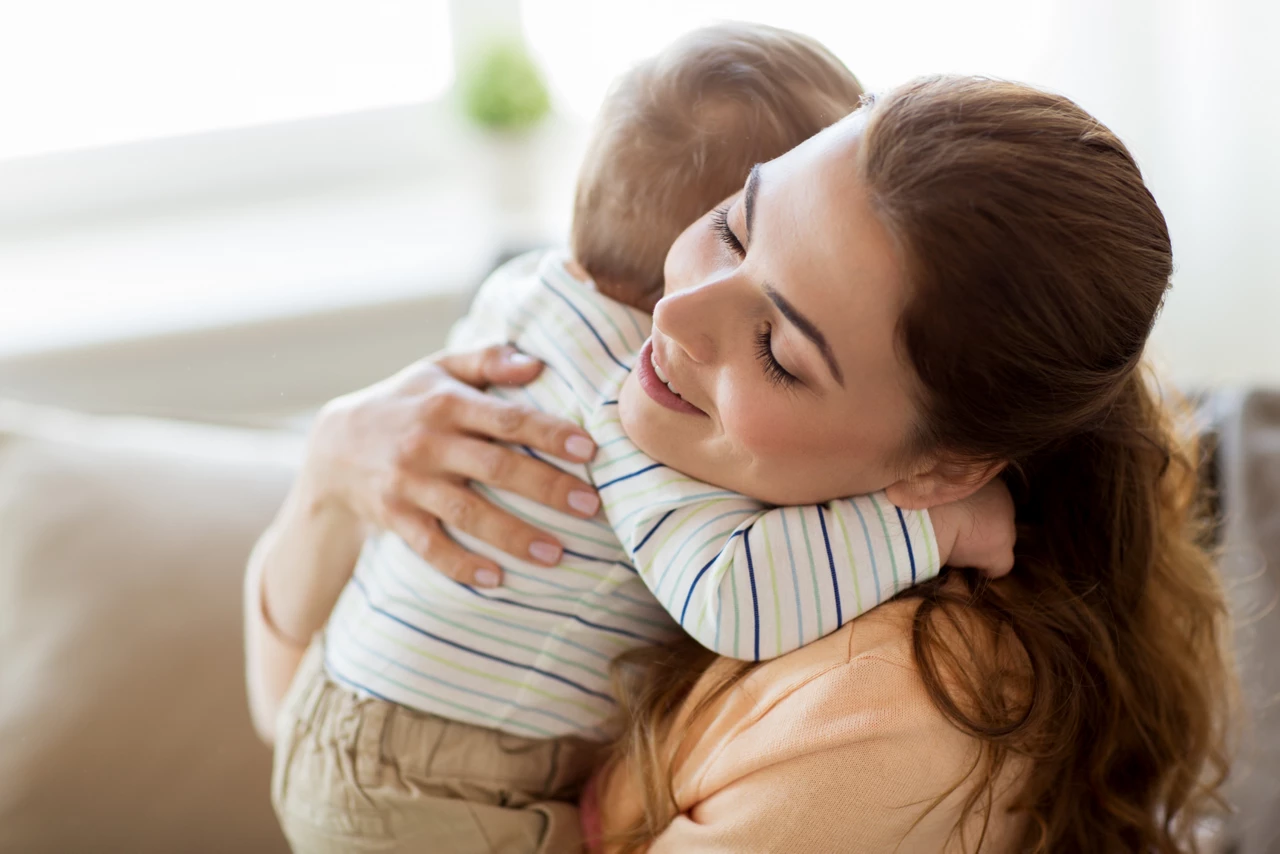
[323, 250, 939, 740]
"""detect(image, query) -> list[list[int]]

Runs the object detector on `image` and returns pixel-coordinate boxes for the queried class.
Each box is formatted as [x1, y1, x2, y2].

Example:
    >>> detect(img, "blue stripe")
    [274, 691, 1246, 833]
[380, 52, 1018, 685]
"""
[324, 652, 395, 702]
[494, 569, 669, 626]
[517, 444, 590, 480]
[510, 307, 603, 402]
[634, 509, 676, 551]
[377, 557, 612, 663]
[779, 510, 806, 649]
[600, 400, 618, 406]
[679, 529, 745, 624]
[655, 510, 755, 594]
[500, 563, 660, 612]
[895, 506, 918, 583]
[595, 435, 632, 451]
[504, 313, 590, 399]
[353, 577, 615, 702]
[849, 500, 883, 605]
[541, 278, 632, 372]
[329, 618, 587, 731]
[817, 506, 843, 626]
[744, 526, 762, 661]
[610, 489, 741, 531]
[597, 462, 664, 490]
[561, 548, 635, 572]
[454, 582, 651, 643]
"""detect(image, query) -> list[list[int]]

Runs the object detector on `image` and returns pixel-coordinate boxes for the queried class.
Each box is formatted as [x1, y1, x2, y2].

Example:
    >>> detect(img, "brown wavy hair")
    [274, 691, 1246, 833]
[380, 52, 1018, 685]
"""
[606, 76, 1234, 853]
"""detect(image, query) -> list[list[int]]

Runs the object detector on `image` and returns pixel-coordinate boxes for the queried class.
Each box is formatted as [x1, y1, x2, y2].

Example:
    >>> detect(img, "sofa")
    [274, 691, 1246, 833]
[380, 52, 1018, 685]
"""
[0, 400, 300, 854]
[0, 389, 1276, 854]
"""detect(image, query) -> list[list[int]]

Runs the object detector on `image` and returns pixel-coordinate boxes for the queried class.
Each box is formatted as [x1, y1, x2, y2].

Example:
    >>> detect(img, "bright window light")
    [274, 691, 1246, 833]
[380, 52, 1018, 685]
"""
[521, 0, 1055, 119]
[0, 0, 452, 161]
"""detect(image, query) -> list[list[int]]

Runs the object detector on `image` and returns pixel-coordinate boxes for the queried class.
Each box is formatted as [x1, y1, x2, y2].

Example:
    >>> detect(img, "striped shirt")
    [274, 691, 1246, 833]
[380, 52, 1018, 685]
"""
[323, 250, 939, 739]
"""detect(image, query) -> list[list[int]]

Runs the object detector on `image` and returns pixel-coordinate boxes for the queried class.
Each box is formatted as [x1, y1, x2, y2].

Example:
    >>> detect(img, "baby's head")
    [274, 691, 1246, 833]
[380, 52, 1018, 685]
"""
[571, 23, 864, 310]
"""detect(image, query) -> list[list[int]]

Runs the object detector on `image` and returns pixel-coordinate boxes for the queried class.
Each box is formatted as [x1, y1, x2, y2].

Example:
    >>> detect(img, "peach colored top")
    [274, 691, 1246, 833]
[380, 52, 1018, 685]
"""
[248, 555, 1027, 851]
[594, 599, 1028, 852]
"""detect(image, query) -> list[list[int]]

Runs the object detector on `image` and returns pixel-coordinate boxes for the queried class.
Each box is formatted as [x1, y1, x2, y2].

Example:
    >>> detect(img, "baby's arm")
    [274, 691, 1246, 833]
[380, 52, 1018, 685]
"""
[598, 437, 1016, 661]
[599, 461, 940, 662]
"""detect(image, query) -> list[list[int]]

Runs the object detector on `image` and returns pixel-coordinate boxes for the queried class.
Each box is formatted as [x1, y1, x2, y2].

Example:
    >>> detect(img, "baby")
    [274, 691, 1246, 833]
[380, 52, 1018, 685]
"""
[274, 23, 1011, 854]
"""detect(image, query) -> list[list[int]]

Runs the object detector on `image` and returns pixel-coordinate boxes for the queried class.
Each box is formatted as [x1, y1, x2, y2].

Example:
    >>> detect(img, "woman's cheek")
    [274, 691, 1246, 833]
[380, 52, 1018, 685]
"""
[717, 391, 799, 461]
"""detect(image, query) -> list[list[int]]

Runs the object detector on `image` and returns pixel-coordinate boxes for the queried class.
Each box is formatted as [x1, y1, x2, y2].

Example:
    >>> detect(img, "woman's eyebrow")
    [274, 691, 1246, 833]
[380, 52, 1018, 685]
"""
[764, 283, 845, 387]
[744, 164, 762, 237]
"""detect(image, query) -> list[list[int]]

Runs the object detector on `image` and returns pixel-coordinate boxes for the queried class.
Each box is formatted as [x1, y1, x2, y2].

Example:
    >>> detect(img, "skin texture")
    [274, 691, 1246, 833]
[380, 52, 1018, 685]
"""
[619, 114, 919, 506]
[245, 115, 1018, 745]
[622, 112, 1003, 511]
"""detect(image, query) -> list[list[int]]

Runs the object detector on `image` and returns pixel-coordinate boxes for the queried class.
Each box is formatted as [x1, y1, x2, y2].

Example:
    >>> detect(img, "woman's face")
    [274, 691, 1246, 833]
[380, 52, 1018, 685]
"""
[619, 113, 921, 505]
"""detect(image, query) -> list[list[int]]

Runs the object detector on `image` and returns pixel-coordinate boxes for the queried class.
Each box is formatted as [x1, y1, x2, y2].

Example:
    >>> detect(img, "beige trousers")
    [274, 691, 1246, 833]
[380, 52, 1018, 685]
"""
[272, 642, 601, 854]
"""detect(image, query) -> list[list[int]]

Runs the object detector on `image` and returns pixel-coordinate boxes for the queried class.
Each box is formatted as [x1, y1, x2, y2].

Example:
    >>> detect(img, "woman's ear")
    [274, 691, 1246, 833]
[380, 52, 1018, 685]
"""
[884, 457, 1006, 510]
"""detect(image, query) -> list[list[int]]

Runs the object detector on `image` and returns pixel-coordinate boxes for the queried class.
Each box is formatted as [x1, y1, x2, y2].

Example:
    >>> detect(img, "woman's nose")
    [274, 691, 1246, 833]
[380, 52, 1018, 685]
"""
[652, 281, 725, 365]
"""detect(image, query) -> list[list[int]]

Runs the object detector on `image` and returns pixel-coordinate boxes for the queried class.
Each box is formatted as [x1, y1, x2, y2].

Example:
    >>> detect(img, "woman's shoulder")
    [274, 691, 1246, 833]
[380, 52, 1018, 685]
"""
[653, 598, 1028, 852]
[682, 599, 947, 765]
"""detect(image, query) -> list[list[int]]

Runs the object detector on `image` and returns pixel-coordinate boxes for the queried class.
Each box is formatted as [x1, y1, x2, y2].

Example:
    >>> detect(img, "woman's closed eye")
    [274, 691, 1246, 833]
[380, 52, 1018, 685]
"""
[712, 205, 745, 257]
[755, 326, 798, 388]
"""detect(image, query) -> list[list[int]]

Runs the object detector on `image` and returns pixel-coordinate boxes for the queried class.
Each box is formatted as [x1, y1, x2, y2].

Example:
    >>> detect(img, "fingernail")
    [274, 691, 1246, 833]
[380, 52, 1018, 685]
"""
[568, 490, 600, 516]
[528, 541, 562, 565]
[565, 434, 594, 460]
[506, 351, 537, 368]
[474, 568, 500, 588]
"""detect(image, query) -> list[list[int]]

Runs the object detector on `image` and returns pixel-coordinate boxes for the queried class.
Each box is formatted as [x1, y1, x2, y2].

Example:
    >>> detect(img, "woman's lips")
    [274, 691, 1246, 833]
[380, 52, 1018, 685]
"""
[637, 339, 705, 416]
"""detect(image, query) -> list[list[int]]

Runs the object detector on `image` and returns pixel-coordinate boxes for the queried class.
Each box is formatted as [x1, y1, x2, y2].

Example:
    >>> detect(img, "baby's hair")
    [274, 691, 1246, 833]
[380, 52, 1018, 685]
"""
[571, 22, 864, 304]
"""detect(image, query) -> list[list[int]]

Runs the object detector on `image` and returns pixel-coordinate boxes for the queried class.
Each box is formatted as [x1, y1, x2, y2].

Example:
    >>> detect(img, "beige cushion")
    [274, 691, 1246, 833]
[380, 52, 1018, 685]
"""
[0, 401, 302, 854]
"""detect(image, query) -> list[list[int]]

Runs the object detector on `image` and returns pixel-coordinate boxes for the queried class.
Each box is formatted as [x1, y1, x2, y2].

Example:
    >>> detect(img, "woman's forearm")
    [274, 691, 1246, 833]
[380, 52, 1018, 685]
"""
[244, 473, 365, 744]
[241, 347, 601, 744]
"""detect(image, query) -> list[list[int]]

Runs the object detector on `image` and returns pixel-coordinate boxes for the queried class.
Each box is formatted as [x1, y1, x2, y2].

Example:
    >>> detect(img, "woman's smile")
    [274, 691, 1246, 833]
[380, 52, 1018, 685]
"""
[636, 338, 705, 416]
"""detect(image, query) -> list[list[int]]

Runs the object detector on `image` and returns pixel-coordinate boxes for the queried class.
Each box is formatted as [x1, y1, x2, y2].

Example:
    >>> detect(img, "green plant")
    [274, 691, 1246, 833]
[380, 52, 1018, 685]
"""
[459, 40, 551, 133]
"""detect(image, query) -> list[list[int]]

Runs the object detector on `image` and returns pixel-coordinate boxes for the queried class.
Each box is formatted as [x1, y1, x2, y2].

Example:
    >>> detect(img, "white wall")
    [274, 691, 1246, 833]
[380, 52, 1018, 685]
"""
[523, 0, 1280, 387]
[1, 0, 1276, 412]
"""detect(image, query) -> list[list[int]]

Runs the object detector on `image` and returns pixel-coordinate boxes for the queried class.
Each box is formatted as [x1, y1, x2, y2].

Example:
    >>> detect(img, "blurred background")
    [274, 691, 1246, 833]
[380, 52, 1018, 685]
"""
[0, 2, 1278, 853]
[1, 0, 1278, 419]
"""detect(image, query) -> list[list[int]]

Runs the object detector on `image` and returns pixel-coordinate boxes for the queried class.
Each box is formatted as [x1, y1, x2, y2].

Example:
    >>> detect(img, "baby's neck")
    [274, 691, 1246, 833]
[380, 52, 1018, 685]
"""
[567, 256, 660, 313]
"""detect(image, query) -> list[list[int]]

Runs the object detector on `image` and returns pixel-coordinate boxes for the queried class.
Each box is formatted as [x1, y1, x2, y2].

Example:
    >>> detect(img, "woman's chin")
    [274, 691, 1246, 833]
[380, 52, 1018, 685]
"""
[618, 371, 675, 465]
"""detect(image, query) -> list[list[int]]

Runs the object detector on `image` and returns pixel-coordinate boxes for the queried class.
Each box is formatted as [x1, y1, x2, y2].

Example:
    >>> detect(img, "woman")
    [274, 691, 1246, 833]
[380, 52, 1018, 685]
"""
[247, 75, 1233, 852]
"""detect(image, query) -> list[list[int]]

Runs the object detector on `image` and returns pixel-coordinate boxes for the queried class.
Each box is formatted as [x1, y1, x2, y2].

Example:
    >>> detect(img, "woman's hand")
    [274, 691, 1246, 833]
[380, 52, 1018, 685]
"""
[303, 344, 601, 588]
[246, 344, 600, 742]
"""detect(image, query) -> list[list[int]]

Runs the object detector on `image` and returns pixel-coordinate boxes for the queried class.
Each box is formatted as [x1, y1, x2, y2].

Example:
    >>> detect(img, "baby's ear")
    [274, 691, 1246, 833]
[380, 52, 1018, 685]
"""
[884, 457, 1005, 509]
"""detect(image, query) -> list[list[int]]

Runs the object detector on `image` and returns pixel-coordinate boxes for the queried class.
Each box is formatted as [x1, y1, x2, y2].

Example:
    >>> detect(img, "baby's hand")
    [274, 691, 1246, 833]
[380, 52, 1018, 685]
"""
[929, 479, 1016, 578]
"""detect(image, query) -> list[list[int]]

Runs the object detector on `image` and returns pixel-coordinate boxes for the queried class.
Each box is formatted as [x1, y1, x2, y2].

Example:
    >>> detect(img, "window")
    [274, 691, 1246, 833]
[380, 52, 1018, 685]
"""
[0, 0, 452, 161]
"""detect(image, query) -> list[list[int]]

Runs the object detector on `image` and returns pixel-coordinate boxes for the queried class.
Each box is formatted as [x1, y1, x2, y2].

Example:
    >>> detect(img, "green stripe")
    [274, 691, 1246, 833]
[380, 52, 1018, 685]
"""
[479, 488, 620, 552]
[508, 306, 598, 407]
[545, 255, 650, 347]
[334, 649, 554, 738]
[870, 494, 901, 588]
[548, 310, 614, 386]
[413, 566, 633, 655]
[590, 448, 646, 473]
[730, 555, 741, 658]
[831, 504, 865, 615]
[518, 361, 575, 417]
[643, 498, 736, 574]
[799, 513, 824, 637]
[380, 571, 610, 680]
[916, 509, 938, 576]
[549, 268, 641, 360]
[762, 518, 783, 657]
[357, 605, 603, 716]
[673, 523, 751, 610]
